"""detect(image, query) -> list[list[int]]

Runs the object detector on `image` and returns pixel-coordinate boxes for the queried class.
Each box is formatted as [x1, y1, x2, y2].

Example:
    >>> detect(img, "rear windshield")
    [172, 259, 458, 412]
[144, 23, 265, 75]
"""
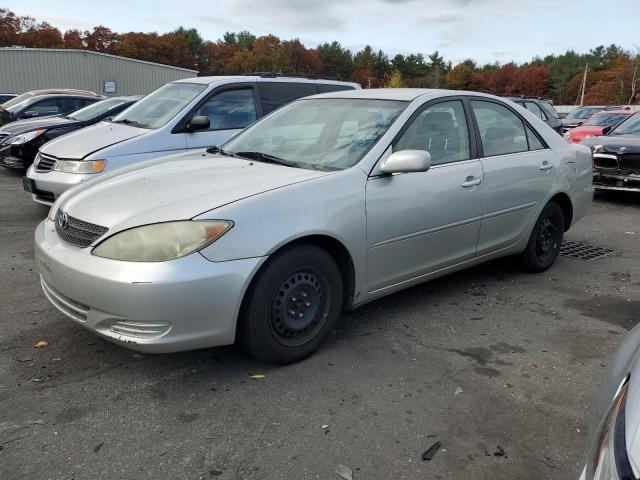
[539, 101, 559, 119]
[110, 82, 207, 129]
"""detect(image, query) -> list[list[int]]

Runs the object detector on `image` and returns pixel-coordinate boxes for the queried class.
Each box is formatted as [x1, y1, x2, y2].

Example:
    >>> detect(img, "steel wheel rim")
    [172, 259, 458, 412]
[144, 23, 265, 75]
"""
[269, 268, 330, 347]
[536, 216, 560, 259]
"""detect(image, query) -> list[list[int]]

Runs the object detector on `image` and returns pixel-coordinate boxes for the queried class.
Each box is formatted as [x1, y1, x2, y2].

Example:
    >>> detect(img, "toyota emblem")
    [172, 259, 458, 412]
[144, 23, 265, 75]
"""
[58, 212, 69, 230]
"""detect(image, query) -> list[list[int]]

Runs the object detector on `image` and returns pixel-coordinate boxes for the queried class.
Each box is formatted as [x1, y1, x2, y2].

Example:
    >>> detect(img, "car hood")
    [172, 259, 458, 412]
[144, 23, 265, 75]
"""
[0, 115, 74, 136]
[581, 135, 640, 153]
[58, 155, 331, 234]
[41, 121, 147, 160]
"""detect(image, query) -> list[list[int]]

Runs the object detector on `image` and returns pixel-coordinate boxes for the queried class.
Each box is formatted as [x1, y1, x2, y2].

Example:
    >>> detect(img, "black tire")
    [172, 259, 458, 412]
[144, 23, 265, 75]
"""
[239, 245, 343, 364]
[520, 202, 565, 273]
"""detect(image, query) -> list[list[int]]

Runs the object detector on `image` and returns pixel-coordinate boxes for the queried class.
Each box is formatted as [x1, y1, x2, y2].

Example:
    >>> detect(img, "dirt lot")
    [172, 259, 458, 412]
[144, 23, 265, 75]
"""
[1, 167, 639, 480]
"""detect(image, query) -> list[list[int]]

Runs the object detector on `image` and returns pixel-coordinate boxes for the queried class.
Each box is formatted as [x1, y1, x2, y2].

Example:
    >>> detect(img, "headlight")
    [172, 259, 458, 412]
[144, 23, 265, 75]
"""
[590, 377, 634, 480]
[52, 159, 106, 174]
[9, 129, 46, 145]
[564, 132, 571, 140]
[92, 220, 233, 262]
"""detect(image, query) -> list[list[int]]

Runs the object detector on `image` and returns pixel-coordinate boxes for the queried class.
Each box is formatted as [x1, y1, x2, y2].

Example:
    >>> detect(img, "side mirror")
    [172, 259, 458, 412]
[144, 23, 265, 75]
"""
[379, 150, 431, 174]
[22, 111, 39, 118]
[187, 115, 210, 132]
[602, 125, 612, 135]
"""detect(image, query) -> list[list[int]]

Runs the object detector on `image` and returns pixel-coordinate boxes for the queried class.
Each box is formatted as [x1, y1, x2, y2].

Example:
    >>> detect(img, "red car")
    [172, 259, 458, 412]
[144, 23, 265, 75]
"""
[564, 109, 634, 143]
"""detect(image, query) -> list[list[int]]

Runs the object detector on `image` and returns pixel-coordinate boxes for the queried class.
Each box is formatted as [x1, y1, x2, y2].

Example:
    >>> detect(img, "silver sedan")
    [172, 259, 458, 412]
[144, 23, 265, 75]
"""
[35, 89, 593, 363]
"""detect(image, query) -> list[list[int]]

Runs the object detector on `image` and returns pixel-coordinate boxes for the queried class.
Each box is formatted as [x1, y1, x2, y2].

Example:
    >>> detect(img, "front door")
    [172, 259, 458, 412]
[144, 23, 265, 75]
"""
[366, 99, 484, 293]
[469, 99, 556, 255]
[184, 87, 258, 149]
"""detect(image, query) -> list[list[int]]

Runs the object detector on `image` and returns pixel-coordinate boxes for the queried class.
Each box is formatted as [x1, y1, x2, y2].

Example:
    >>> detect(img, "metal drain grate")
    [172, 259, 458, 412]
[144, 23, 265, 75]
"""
[560, 241, 614, 260]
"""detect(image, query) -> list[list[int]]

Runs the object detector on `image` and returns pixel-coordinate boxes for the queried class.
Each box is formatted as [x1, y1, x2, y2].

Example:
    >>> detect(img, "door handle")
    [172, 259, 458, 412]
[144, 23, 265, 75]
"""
[539, 161, 553, 170]
[461, 177, 482, 187]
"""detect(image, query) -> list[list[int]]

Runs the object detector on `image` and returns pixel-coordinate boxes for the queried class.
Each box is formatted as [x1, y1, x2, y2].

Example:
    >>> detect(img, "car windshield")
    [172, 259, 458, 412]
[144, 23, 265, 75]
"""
[110, 83, 206, 129]
[222, 98, 408, 171]
[68, 98, 130, 122]
[583, 112, 628, 127]
[566, 107, 600, 119]
[610, 112, 640, 135]
[4, 98, 36, 114]
[539, 101, 559, 119]
[2, 92, 34, 108]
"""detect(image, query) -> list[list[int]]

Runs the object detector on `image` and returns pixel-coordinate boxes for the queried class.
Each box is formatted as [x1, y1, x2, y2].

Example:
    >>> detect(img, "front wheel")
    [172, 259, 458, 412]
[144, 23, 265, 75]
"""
[239, 245, 343, 364]
[520, 202, 565, 273]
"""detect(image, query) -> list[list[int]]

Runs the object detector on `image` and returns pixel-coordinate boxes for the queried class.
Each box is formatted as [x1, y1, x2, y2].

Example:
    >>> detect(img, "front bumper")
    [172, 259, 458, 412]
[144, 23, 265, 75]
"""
[26, 165, 89, 205]
[35, 220, 265, 353]
[0, 143, 28, 169]
[593, 171, 640, 193]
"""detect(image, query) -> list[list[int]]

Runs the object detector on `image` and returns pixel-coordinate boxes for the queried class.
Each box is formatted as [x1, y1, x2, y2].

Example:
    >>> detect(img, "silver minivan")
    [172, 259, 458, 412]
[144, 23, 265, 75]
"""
[25, 75, 360, 205]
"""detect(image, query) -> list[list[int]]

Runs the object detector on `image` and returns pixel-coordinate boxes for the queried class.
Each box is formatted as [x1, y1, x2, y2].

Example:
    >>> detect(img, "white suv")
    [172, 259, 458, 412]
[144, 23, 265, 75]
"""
[25, 75, 360, 205]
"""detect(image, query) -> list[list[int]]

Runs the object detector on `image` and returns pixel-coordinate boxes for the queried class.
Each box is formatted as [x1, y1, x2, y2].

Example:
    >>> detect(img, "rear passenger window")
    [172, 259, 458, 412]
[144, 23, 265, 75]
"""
[524, 102, 545, 120]
[394, 100, 470, 166]
[526, 125, 545, 150]
[194, 88, 257, 130]
[259, 82, 318, 115]
[471, 100, 528, 157]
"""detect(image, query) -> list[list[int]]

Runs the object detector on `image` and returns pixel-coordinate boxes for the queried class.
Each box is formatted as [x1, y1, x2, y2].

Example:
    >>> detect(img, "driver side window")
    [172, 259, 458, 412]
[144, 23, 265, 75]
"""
[394, 100, 471, 166]
[193, 89, 257, 131]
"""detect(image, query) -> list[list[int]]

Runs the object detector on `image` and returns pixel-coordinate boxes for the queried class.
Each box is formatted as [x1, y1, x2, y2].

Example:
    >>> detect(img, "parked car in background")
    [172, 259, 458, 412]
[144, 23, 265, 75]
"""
[505, 96, 563, 134]
[0, 93, 17, 104]
[582, 112, 640, 192]
[562, 105, 626, 133]
[35, 89, 592, 363]
[25, 75, 360, 205]
[0, 89, 99, 109]
[0, 96, 140, 172]
[0, 92, 103, 127]
[578, 324, 640, 480]
[564, 110, 634, 144]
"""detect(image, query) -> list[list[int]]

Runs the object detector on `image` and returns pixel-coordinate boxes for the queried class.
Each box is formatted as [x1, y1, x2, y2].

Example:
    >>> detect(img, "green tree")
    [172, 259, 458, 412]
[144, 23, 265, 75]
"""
[317, 41, 353, 79]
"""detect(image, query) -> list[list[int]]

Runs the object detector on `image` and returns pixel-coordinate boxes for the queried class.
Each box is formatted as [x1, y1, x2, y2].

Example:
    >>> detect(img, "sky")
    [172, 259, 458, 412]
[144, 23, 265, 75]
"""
[5, 0, 640, 64]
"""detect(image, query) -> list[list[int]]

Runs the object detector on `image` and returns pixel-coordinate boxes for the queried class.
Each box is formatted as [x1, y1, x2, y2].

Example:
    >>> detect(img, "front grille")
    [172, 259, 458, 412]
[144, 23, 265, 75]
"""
[0, 133, 9, 144]
[593, 154, 618, 169]
[40, 275, 89, 322]
[619, 154, 640, 171]
[35, 190, 55, 203]
[35, 153, 57, 172]
[54, 210, 108, 248]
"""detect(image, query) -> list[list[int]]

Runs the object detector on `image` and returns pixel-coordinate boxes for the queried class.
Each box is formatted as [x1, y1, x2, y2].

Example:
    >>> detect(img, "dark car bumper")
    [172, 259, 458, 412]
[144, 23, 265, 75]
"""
[593, 170, 640, 192]
[0, 143, 38, 170]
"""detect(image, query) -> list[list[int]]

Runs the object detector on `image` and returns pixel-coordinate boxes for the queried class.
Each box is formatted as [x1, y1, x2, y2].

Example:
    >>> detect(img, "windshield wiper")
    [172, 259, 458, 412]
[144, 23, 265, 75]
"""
[111, 118, 149, 129]
[233, 151, 302, 168]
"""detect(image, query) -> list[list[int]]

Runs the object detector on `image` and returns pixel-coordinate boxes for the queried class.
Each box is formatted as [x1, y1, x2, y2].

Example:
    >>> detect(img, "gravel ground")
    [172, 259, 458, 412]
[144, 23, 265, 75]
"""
[1, 166, 639, 480]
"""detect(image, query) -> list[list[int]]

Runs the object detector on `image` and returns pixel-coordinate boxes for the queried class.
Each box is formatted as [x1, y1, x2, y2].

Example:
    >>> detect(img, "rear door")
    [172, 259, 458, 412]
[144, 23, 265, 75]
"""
[258, 82, 319, 116]
[469, 99, 556, 255]
[183, 85, 259, 149]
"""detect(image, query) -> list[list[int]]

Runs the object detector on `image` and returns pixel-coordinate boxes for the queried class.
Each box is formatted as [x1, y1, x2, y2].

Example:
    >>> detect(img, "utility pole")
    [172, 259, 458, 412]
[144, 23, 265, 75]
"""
[578, 64, 588, 106]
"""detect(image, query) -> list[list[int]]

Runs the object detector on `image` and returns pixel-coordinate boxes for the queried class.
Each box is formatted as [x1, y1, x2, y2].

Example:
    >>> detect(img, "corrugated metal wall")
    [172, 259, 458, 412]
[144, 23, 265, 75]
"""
[0, 48, 198, 96]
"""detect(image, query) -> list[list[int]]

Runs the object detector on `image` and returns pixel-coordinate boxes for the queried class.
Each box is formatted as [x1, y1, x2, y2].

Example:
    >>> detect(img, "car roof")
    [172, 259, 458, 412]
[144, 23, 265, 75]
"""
[174, 75, 359, 87]
[310, 88, 507, 102]
[22, 93, 103, 102]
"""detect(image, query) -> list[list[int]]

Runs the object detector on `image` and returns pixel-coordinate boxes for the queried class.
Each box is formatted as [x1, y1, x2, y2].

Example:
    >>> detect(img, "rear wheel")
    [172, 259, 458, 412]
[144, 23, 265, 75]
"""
[520, 202, 565, 272]
[239, 245, 343, 364]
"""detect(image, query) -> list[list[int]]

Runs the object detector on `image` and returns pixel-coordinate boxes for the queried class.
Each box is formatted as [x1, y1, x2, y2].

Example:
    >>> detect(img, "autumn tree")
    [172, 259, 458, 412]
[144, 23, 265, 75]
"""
[386, 70, 405, 88]
[446, 63, 474, 90]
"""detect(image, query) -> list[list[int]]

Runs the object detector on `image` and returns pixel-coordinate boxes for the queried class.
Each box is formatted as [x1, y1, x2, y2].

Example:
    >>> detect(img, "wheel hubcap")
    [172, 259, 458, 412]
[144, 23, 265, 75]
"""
[270, 270, 327, 346]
